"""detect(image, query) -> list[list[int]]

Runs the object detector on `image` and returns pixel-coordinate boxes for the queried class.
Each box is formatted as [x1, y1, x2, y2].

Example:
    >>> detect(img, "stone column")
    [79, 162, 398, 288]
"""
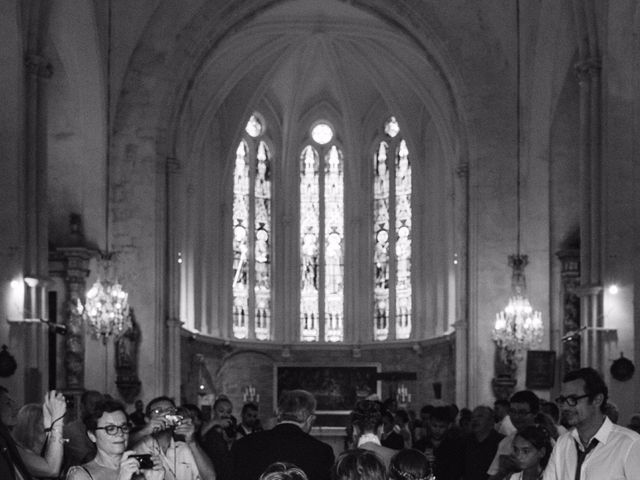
[454, 162, 469, 406]
[166, 317, 183, 401]
[49, 240, 94, 392]
[556, 250, 580, 378]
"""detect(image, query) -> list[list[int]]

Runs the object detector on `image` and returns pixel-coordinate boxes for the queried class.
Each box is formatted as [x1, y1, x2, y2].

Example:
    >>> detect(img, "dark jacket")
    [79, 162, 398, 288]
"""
[231, 423, 335, 480]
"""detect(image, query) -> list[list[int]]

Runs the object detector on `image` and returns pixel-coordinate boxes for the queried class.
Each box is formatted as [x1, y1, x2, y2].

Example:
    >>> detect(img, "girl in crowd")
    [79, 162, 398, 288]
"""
[66, 398, 164, 480]
[509, 425, 552, 480]
[333, 449, 386, 480]
[13, 390, 67, 479]
[389, 449, 432, 480]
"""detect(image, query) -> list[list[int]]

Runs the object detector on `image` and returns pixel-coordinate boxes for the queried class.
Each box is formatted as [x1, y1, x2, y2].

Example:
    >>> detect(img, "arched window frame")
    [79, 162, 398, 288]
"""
[298, 121, 345, 343]
[372, 116, 413, 341]
[231, 113, 274, 341]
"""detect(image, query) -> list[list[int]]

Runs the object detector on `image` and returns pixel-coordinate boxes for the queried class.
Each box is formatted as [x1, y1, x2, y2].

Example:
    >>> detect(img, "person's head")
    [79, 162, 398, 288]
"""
[627, 414, 640, 434]
[459, 408, 472, 432]
[278, 390, 316, 433]
[134, 399, 144, 412]
[470, 406, 495, 437]
[395, 409, 409, 426]
[12, 404, 45, 452]
[260, 462, 308, 480]
[179, 403, 203, 430]
[241, 402, 260, 429]
[381, 410, 395, 431]
[558, 368, 608, 428]
[512, 425, 552, 472]
[419, 404, 434, 424]
[509, 390, 539, 431]
[333, 449, 386, 480]
[389, 449, 430, 480]
[493, 399, 510, 421]
[0, 386, 18, 427]
[540, 401, 560, 424]
[533, 412, 558, 441]
[382, 397, 398, 414]
[80, 390, 104, 416]
[429, 406, 453, 440]
[145, 396, 177, 419]
[351, 400, 383, 436]
[213, 397, 233, 420]
[603, 402, 619, 424]
[84, 398, 129, 456]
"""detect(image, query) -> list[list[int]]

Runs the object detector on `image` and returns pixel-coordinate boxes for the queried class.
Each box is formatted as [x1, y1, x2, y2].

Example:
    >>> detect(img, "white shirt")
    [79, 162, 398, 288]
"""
[135, 435, 201, 480]
[543, 416, 640, 480]
[497, 415, 517, 437]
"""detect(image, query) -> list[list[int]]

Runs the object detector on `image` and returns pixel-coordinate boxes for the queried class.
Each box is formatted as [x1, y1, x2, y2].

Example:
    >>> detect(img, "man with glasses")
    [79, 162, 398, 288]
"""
[543, 367, 640, 480]
[487, 390, 540, 480]
[132, 396, 215, 480]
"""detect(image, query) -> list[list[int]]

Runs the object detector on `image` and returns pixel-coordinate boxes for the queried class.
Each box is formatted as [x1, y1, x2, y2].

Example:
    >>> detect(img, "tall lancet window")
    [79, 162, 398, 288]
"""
[374, 116, 412, 340]
[300, 122, 344, 342]
[232, 114, 272, 340]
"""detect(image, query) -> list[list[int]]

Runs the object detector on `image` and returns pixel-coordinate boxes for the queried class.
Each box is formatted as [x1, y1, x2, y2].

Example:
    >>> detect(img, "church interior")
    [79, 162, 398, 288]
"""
[1, 0, 639, 431]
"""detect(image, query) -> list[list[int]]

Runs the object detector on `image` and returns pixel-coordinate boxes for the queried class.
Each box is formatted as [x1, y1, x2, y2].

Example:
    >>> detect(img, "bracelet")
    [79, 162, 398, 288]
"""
[44, 413, 65, 433]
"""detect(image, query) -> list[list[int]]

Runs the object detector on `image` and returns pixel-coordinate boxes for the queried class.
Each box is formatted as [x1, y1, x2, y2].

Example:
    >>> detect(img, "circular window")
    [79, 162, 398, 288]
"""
[245, 114, 263, 137]
[384, 116, 400, 138]
[311, 122, 333, 145]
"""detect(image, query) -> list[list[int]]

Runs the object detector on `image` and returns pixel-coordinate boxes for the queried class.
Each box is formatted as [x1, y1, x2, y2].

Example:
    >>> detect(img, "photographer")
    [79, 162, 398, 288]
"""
[66, 397, 164, 480]
[131, 397, 215, 480]
[201, 397, 236, 480]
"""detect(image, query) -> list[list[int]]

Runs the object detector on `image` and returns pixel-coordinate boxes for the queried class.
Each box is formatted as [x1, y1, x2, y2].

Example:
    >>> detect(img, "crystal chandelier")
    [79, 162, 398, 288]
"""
[84, 274, 130, 341]
[493, 0, 543, 368]
[493, 255, 543, 363]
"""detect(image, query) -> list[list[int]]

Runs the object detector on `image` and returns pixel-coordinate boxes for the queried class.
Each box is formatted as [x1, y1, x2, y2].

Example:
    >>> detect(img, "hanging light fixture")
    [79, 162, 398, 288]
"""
[82, 0, 130, 342]
[492, 0, 542, 367]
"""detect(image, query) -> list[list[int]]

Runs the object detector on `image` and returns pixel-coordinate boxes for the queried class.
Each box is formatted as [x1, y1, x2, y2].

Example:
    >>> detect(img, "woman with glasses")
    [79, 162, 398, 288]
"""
[66, 398, 164, 480]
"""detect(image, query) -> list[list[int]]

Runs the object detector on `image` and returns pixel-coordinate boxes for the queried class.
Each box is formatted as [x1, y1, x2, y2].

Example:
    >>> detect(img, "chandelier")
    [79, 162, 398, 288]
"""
[84, 274, 130, 341]
[493, 0, 542, 368]
[493, 255, 543, 363]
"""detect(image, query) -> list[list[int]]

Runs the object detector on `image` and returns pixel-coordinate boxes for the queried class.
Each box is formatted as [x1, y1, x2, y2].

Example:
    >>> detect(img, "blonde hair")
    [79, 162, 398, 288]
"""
[12, 404, 45, 452]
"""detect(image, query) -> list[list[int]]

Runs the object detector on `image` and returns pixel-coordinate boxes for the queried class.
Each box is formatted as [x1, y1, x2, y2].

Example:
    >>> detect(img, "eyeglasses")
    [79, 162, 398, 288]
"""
[555, 394, 589, 406]
[95, 424, 131, 435]
[151, 407, 177, 416]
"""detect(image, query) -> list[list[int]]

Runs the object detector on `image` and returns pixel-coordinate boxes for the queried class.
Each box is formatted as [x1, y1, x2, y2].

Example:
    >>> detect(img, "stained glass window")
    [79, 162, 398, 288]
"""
[232, 114, 271, 340]
[300, 122, 344, 342]
[374, 117, 412, 340]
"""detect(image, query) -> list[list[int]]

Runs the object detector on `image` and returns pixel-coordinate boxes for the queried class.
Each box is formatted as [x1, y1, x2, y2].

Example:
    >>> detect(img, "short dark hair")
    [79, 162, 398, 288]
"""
[351, 400, 383, 433]
[242, 402, 259, 416]
[563, 367, 608, 413]
[213, 396, 233, 411]
[334, 449, 386, 480]
[510, 390, 540, 414]
[420, 404, 434, 415]
[84, 398, 128, 433]
[540, 401, 560, 423]
[145, 396, 176, 418]
[431, 406, 453, 423]
[494, 399, 510, 408]
[389, 449, 430, 480]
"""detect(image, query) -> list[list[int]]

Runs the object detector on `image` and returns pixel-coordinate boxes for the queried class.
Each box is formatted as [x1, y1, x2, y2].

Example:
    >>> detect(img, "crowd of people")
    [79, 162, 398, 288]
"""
[0, 367, 639, 480]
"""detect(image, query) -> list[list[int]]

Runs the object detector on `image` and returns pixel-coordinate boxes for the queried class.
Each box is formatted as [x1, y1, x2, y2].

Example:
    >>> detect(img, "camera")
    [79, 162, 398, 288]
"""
[223, 415, 238, 438]
[164, 414, 184, 426]
[131, 454, 154, 470]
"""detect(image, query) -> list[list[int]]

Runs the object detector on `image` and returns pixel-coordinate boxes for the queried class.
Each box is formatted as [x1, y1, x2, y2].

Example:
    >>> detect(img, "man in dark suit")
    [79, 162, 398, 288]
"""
[232, 389, 335, 480]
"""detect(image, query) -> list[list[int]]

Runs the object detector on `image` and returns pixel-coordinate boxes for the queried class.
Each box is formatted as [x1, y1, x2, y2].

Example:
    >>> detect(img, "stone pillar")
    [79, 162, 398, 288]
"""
[575, 58, 604, 372]
[49, 232, 94, 392]
[556, 250, 580, 378]
[454, 162, 469, 406]
[166, 317, 183, 401]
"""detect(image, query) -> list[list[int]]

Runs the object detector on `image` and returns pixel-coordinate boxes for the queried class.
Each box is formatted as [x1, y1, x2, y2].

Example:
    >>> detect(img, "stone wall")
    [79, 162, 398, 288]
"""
[180, 332, 456, 422]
